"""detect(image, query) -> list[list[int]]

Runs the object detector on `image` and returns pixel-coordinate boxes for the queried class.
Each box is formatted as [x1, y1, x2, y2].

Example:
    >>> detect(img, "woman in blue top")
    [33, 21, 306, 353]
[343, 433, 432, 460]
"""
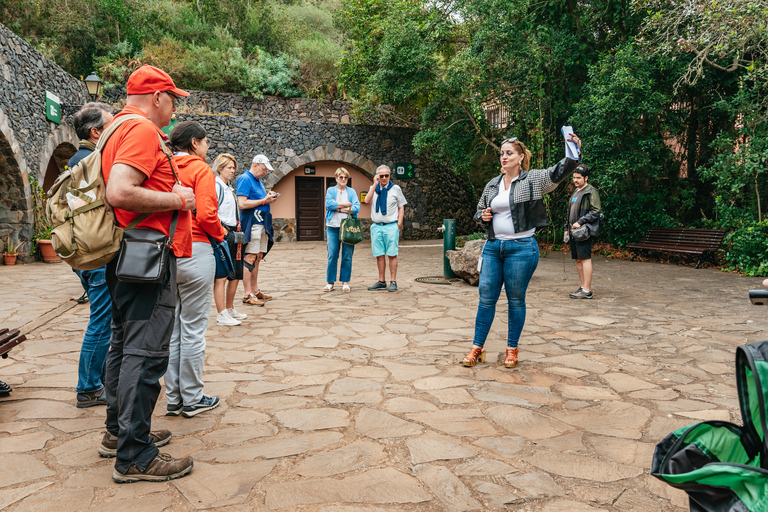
[324, 167, 361, 292]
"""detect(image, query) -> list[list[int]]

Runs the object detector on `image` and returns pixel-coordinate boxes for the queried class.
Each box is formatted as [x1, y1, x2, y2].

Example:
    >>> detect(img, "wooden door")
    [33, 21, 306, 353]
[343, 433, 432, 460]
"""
[295, 177, 324, 241]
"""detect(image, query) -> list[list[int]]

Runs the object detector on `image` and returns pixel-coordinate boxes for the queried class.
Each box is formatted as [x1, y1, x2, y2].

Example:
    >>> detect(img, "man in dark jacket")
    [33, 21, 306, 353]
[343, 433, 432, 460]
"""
[564, 164, 601, 299]
[68, 102, 115, 407]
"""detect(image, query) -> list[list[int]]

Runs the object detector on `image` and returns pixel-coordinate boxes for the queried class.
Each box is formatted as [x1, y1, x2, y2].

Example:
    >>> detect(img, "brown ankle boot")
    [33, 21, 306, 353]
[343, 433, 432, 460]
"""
[504, 348, 518, 368]
[462, 346, 486, 367]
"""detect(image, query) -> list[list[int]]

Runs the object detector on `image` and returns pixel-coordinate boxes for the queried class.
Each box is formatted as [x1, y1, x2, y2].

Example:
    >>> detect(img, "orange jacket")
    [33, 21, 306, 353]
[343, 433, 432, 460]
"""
[176, 155, 227, 244]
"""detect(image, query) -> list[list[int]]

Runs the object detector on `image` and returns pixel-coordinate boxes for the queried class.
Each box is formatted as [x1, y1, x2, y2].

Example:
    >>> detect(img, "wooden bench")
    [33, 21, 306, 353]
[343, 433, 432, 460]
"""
[626, 228, 726, 269]
[0, 328, 26, 359]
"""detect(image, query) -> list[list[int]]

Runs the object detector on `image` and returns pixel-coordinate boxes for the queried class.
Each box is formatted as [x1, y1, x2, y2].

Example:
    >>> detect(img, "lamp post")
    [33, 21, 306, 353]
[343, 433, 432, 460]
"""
[83, 73, 102, 100]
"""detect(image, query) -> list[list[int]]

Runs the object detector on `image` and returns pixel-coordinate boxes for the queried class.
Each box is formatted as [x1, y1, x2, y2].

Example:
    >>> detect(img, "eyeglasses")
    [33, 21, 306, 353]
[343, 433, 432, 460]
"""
[164, 91, 180, 106]
[379, 174, 390, 178]
[337, 176, 348, 179]
[501, 137, 518, 144]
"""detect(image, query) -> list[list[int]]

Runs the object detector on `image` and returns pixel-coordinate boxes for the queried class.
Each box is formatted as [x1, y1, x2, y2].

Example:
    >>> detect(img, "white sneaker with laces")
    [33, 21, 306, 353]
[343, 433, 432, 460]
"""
[216, 310, 241, 326]
[227, 308, 247, 320]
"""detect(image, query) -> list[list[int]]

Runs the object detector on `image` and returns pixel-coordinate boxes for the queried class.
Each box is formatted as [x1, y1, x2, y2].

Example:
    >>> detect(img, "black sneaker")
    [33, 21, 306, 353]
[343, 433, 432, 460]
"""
[388, 281, 398, 292]
[571, 289, 593, 299]
[166, 402, 183, 416]
[182, 395, 220, 418]
[77, 388, 107, 408]
[569, 287, 583, 299]
[368, 281, 387, 291]
[99, 430, 172, 458]
[0, 380, 11, 397]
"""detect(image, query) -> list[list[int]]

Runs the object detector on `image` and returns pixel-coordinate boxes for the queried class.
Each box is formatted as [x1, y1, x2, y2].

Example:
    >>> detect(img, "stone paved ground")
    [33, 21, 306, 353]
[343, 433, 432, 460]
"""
[1, 241, 766, 511]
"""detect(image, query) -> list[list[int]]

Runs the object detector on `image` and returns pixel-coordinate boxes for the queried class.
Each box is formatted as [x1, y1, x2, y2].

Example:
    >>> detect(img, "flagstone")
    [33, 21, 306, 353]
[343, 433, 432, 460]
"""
[19, 341, 82, 358]
[407, 409, 498, 436]
[13, 487, 94, 512]
[412, 464, 482, 512]
[0, 482, 54, 510]
[347, 366, 390, 380]
[172, 460, 276, 509]
[383, 397, 439, 413]
[374, 359, 441, 381]
[413, 376, 474, 390]
[87, 495, 174, 512]
[627, 388, 679, 400]
[291, 440, 387, 477]
[201, 425, 277, 445]
[272, 358, 351, 375]
[264, 468, 432, 509]
[276, 407, 350, 430]
[550, 402, 651, 440]
[305, 335, 341, 348]
[676, 409, 731, 421]
[151, 416, 215, 435]
[239, 381, 296, 395]
[220, 410, 271, 424]
[523, 449, 643, 482]
[0, 454, 55, 488]
[656, 399, 717, 412]
[237, 396, 309, 411]
[0, 431, 53, 453]
[534, 431, 587, 453]
[35, 364, 79, 375]
[3, 400, 82, 419]
[0, 421, 40, 434]
[275, 325, 327, 338]
[538, 499, 610, 512]
[48, 417, 105, 433]
[345, 322, 385, 334]
[406, 431, 477, 463]
[454, 457, 516, 476]
[196, 431, 343, 461]
[588, 436, 657, 468]
[355, 407, 422, 439]
[540, 354, 610, 374]
[557, 385, 621, 401]
[505, 472, 563, 498]
[427, 388, 475, 404]
[326, 378, 382, 404]
[346, 333, 409, 350]
[473, 436, 526, 456]
[203, 372, 263, 382]
[485, 405, 572, 440]
[472, 481, 523, 507]
[49, 431, 102, 466]
[601, 373, 657, 393]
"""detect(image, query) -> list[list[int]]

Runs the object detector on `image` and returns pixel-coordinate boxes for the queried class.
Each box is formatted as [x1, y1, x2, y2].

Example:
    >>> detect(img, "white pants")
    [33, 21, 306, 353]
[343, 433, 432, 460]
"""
[165, 242, 215, 406]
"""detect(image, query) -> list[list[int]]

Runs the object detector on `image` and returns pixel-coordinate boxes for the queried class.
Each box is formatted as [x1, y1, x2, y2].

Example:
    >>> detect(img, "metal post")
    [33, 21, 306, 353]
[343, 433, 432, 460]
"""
[442, 219, 457, 278]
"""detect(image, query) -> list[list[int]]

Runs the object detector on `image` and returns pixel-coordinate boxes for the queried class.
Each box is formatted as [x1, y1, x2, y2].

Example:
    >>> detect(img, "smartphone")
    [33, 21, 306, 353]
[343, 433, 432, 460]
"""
[749, 290, 768, 306]
[272, 192, 281, 198]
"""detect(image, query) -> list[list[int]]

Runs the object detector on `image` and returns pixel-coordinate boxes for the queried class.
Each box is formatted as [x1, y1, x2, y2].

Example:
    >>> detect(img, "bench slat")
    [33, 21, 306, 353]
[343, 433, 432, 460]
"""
[627, 228, 726, 266]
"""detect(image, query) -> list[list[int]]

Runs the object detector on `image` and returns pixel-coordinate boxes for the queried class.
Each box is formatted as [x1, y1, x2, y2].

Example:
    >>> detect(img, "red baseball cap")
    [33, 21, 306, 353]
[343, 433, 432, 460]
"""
[126, 65, 190, 97]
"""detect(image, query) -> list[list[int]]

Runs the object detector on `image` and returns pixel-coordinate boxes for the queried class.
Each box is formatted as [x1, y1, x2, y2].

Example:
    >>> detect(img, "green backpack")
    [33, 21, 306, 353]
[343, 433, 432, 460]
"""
[651, 340, 768, 512]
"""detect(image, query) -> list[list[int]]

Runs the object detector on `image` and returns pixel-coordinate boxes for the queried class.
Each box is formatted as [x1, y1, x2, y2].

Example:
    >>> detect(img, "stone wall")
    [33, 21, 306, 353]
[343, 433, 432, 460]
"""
[0, 22, 88, 251]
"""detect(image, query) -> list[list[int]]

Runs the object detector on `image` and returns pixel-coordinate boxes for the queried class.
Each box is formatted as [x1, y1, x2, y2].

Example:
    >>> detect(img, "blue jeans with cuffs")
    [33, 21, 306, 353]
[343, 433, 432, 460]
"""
[75, 267, 112, 393]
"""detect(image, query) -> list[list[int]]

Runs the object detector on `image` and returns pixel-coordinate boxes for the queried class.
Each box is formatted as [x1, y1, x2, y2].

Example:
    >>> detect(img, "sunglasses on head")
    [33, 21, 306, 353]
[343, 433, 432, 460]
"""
[501, 137, 518, 144]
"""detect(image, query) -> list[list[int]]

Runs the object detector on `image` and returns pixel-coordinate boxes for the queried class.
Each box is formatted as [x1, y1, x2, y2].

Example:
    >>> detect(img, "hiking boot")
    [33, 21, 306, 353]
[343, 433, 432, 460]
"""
[99, 430, 172, 458]
[368, 281, 387, 291]
[388, 281, 398, 292]
[182, 395, 220, 418]
[166, 402, 183, 416]
[569, 287, 583, 298]
[216, 310, 241, 326]
[112, 452, 193, 483]
[571, 289, 593, 299]
[76, 387, 107, 408]
[227, 308, 247, 320]
[0, 380, 11, 397]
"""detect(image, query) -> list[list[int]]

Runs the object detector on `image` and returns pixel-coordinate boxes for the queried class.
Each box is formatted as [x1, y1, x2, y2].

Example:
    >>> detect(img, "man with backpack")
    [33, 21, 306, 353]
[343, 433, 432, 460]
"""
[99, 65, 196, 483]
[67, 103, 115, 409]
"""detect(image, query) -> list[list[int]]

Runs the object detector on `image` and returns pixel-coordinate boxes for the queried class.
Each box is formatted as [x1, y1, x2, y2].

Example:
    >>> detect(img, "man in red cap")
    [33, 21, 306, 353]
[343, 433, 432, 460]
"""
[99, 65, 196, 483]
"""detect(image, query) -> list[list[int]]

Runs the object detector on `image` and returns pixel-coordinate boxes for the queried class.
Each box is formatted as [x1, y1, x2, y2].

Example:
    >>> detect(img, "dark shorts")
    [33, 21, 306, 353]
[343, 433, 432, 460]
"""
[570, 238, 592, 260]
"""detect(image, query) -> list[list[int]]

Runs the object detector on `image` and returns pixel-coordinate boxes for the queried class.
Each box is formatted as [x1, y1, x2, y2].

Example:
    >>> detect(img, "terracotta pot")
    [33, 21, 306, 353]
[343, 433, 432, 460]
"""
[37, 239, 62, 263]
[3, 254, 17, 266]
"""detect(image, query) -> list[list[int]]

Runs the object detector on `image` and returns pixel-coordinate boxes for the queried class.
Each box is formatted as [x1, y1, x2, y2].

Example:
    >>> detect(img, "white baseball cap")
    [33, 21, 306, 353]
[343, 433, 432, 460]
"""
[252, 154, 274, 171]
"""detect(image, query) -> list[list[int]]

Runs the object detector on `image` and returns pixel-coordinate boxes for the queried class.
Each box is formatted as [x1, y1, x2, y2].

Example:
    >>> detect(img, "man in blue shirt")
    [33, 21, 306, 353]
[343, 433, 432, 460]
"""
[236, 154, 278, 306]
[67, 102, 114, 408]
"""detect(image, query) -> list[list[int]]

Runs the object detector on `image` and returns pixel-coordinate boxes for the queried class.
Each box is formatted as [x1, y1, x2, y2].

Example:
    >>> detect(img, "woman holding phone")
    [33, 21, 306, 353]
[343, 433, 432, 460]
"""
[463, 133, 582, 369]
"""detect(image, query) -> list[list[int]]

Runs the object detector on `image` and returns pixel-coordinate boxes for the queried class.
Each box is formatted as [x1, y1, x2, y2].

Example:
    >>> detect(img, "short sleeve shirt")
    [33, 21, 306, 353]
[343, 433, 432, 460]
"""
[370, 184, 407, 224]
[236, 172, 269, 225]
[101, 106, 192, 258]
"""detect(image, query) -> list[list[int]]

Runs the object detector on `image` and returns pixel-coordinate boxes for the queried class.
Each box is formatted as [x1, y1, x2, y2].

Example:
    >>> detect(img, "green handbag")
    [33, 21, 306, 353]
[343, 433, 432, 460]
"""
[340, 214, 364, 245]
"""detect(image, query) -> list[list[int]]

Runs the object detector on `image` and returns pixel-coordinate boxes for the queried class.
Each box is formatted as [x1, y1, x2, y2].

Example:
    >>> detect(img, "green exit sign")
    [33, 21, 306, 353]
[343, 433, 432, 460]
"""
[45, 91, 61, 124]
[394, 162, 415, 179]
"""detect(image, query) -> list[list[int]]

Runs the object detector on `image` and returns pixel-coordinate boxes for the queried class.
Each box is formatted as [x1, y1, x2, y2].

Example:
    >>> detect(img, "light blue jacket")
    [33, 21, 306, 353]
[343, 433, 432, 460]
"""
[325, 185, 361, 223]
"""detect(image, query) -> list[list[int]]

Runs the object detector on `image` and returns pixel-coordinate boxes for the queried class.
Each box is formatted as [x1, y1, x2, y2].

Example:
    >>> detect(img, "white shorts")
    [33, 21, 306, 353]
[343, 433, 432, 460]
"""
[244, 224, 268, 255]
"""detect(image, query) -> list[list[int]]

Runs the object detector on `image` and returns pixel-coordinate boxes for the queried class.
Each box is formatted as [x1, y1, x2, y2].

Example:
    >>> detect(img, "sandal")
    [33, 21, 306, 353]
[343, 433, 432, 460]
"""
[323, 284, 334, 292]
[242, 293, 265, 306]
[342, 284, 350, 292]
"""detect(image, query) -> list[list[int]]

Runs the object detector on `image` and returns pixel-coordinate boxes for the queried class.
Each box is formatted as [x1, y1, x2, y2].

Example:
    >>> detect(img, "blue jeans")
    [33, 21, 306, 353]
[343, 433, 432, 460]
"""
[473, 238, 539, 348]
[327, 226, 354, 283]
[75, 267, 112, 393]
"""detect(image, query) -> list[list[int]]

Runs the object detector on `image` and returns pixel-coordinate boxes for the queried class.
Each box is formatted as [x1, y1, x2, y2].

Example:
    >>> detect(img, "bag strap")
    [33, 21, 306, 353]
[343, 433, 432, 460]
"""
[216, 181, 225, 207]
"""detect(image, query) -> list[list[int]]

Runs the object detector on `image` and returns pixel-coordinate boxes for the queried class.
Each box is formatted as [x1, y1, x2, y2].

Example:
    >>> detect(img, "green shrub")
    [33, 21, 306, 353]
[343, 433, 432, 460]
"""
[290, 34, 341, 97]
[722, 221, 768, 276]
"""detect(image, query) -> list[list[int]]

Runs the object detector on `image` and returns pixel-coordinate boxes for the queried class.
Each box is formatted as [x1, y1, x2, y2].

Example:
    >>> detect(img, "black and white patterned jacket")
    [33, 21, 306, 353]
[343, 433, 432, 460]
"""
[474, 157, 580, 240]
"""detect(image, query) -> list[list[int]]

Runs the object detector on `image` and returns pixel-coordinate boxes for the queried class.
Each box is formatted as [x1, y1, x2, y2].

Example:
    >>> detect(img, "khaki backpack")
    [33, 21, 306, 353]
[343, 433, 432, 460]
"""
[46, 114, 169, 270]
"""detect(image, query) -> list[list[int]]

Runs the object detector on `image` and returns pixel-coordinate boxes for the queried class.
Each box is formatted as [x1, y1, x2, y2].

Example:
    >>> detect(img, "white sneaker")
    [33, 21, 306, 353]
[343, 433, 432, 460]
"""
[227, 308, 247, 320]
[216, 310, 241, 326]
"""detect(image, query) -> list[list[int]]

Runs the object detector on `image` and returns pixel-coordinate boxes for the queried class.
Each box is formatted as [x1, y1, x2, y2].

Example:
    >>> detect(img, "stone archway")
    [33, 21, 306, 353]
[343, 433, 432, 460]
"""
[39, 123, 78, 192]
[267, 145, 378, 189]
[0, 106, 33, 251]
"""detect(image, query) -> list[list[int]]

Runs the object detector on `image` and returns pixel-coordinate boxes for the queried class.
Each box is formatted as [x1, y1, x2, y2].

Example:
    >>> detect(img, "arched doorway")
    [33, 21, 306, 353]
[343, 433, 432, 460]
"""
[42, 142, 77, 192]
[0, 130, 30, 252]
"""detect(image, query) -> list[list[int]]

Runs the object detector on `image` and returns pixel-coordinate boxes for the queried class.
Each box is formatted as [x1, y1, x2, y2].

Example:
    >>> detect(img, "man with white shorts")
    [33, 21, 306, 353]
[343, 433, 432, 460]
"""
[365, 165, 407, 292]
[237, 154, 278, 306]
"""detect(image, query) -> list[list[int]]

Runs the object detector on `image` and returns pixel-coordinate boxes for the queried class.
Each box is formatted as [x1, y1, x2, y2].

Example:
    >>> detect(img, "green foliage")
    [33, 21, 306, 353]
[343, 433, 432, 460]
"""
[722, 221, 768, 276]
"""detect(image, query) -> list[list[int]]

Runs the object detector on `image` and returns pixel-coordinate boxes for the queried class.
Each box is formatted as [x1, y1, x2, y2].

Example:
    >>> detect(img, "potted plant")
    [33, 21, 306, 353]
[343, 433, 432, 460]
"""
[31, 177, 61, 263]
[3, 236, 26, 266]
